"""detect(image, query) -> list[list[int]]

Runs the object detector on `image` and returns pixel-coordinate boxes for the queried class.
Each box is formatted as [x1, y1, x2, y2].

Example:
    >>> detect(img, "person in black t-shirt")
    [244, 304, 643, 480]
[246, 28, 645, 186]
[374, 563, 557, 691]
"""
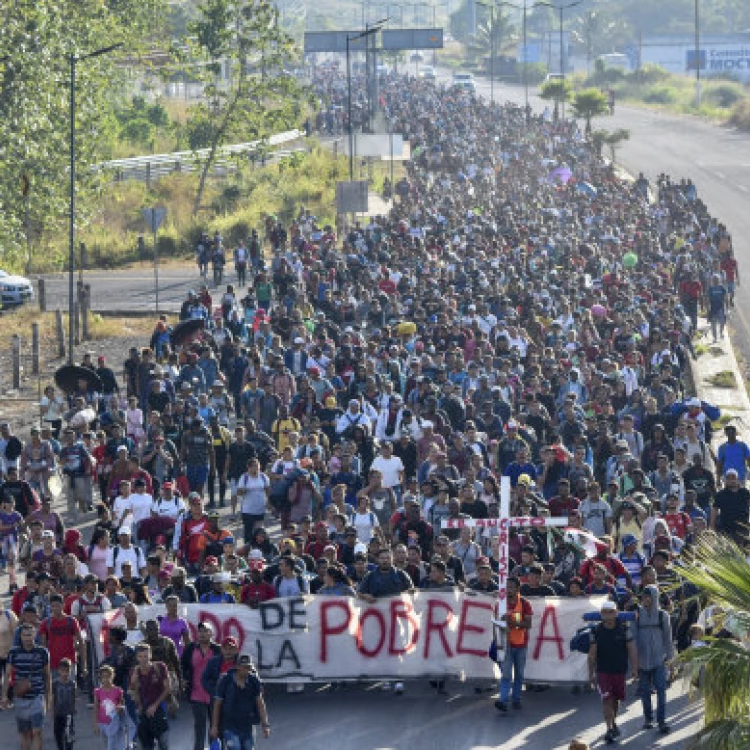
[588, 601, 638, 744]
[520, 565, 556, 597]
[711, 469, 750, 543]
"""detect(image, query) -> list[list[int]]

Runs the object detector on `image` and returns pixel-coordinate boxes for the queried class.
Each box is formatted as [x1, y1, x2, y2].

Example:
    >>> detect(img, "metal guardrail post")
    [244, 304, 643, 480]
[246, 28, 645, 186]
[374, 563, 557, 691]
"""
[32, 323, 40, 375]
[56, 309, 66, 358]
[12, 335, 20, 390]
[38, 279, 47, 311]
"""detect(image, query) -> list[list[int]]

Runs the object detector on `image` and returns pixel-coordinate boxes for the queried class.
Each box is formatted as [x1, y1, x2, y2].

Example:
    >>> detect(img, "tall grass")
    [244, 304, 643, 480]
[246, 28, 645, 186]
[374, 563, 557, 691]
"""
[58, 145, 351, 271]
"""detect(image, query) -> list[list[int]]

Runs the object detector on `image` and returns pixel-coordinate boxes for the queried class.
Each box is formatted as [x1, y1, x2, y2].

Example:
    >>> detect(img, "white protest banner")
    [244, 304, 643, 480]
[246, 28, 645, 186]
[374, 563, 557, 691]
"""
[88, 594, 602, 683]
[442, 517, 570, 530]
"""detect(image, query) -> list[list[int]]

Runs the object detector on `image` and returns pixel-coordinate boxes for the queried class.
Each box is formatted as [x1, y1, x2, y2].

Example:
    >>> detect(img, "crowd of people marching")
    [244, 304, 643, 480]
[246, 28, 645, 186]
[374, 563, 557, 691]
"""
[0, 70, 745, 749]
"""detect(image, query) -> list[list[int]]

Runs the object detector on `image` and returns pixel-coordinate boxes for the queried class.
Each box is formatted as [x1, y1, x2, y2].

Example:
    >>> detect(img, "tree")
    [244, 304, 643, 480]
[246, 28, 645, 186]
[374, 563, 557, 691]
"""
[0, 0, 166, 270]
[186, 0, 304, 215]
[572, 88, 609, 133]
[677, 532, 750, 748]
[472, 7, 517, 60]
[604, 128, 630, 163]
[540, 78, 572, 120]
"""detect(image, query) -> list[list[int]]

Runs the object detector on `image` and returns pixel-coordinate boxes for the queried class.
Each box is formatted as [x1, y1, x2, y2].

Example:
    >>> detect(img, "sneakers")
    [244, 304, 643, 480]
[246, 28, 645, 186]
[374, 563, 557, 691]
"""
[643, 720, 655, 730]
[658, 724, 671, 735]
[611, 723, 621, 738]
[394, 682, 404, 695]
[604, 728, 616, 744]
[494, 700, 507, 712]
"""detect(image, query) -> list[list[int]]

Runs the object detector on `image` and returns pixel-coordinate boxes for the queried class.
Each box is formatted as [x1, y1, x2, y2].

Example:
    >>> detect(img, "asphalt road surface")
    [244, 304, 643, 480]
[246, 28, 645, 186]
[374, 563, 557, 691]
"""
[0, 676, 700, 749]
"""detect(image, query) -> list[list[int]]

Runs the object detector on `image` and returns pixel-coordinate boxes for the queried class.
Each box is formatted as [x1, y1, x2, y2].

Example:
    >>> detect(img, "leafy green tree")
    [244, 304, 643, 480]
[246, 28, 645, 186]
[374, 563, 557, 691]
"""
[572, 87, 609, 133]
[185, 0, 304, 215]
[540, 78, 572, 120]
[677, 532, 750, 748]
[604, 127, 630, 162]
[0, 0, 166, 270]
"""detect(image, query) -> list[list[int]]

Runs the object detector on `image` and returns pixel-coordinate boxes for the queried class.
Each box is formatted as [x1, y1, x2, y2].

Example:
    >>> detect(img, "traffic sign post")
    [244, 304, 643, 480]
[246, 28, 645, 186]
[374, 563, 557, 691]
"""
[143, 207, 167, 312]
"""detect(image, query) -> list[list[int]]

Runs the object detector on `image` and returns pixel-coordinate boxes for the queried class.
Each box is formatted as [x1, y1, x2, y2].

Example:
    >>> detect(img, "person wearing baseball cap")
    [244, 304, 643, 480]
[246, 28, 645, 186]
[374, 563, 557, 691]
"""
[240, 559, 275, 607]
[210, 651, 270, 747]
[200, 636, 240, 707]
[589, 599, 638, 744]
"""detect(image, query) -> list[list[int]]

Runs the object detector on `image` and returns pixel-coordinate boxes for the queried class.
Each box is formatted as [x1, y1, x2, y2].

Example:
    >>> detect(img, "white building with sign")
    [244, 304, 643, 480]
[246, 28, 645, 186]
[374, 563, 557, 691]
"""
[635, 34, 750, 81]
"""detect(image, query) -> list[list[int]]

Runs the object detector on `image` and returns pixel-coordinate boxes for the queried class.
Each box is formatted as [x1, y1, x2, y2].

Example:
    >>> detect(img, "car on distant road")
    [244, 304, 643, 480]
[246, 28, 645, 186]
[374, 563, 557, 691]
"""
[0, 270, 34, 308]
[419, 65, 436, 80]
[410, 52, 424, 63]
[452, 71, 476, 92]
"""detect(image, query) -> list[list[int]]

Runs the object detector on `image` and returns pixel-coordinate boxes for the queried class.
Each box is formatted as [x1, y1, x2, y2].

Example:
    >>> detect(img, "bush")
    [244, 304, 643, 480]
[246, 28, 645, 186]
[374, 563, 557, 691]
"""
[729, 98, 750, 131]
[705, 83, 745, 109]
[642, 85, 678, 105]
[635, 64, 671, 85]
[517, 62, 547, 85]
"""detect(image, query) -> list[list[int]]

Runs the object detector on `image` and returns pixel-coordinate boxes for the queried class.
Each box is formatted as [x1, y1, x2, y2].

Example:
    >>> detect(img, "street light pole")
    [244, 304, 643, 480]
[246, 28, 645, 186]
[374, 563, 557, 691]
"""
[537, 1, 581, 120]
[346, 24, 384, 181]
[68, 42, 122, 364]
[694, 0, 701, 108]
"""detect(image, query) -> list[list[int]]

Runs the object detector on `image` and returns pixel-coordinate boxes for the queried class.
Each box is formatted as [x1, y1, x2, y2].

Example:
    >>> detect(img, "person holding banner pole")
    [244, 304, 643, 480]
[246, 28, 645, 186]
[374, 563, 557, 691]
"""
[494, 576, 533, 713]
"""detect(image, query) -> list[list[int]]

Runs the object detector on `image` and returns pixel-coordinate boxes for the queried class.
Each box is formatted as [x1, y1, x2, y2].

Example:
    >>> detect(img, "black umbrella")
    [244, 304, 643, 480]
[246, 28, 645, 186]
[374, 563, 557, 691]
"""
[170, 318, 205, 346]
[54, 364, 103, 393]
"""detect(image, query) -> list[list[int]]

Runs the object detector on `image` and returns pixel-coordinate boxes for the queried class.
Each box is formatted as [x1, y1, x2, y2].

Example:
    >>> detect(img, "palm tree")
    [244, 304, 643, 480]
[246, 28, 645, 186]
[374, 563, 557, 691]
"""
[677, 531, 750, 748]
[540, 78, 571, 121]
[572, 88, 609, 134]
[473, 8, 517, 58]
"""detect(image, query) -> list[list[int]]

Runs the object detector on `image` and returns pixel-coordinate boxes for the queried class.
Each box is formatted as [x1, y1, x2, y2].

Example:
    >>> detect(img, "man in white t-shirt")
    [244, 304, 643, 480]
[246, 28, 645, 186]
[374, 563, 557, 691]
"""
[151, 482, 186, 520]
[370, 442, 405, 497]
[129, 478, 154, 550]
[106, 528, 147, 577]
[111, 480, 133, 528]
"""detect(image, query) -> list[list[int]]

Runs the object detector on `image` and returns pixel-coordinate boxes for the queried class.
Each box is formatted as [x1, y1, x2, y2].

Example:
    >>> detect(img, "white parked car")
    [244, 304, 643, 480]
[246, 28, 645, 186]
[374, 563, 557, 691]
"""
[452, 71, 476, 92]
[0, 270, 35, 307]
[419, 65, 436, 80]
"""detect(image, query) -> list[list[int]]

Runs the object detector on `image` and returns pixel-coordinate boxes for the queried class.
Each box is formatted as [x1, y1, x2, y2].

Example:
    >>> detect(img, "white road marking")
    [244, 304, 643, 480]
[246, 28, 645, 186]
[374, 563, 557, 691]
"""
[714, 170, 726, 179]
[737, 184, 749, 193]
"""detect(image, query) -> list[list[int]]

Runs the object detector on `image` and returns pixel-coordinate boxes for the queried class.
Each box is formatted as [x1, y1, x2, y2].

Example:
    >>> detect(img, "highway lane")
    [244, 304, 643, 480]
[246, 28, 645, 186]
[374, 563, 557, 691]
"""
[447, 69, 750, 367]
[0, 676, 699, 749]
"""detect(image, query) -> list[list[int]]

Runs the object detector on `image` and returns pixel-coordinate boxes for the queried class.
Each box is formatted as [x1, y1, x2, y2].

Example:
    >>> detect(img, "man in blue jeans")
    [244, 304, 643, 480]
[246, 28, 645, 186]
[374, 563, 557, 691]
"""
[211, 653, 270, 749]
[634, 585, 674, 734]
[495, 576, 533, 712]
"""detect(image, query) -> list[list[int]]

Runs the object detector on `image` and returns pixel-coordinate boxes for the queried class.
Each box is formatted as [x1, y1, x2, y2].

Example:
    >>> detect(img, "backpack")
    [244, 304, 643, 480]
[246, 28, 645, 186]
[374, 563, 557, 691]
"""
[570, 623, 597, 654]
[269, 468, 306, 512]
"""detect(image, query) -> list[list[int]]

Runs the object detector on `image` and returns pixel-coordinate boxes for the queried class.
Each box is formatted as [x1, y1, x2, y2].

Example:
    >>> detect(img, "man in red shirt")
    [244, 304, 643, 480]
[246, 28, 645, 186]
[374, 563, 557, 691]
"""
[679, 273, 702, 331]
[579, 540, 632, 590]
[547, 478, 581, 519]
[495, 576, 533, 712]
[39, 594, 87, 681]
[178, 494, 209, 575]
[305, 521, 336, 560]
[240, 560, 276, 606]
[662, 493, 692, 541]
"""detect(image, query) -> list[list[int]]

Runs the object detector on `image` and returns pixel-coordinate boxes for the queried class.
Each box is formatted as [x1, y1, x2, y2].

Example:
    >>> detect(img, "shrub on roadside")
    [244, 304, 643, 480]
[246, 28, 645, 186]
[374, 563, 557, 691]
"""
[729, 98, 750, 131]
[705, 83, 745, 109]
[642, 85, 678, 105]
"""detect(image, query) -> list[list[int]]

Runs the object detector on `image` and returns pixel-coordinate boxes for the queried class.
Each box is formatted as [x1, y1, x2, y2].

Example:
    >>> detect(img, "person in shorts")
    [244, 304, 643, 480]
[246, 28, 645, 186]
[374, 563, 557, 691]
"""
[0, 495, 24, 595]
[588, 600, 638, 744]
[2, 623, 52, 750]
